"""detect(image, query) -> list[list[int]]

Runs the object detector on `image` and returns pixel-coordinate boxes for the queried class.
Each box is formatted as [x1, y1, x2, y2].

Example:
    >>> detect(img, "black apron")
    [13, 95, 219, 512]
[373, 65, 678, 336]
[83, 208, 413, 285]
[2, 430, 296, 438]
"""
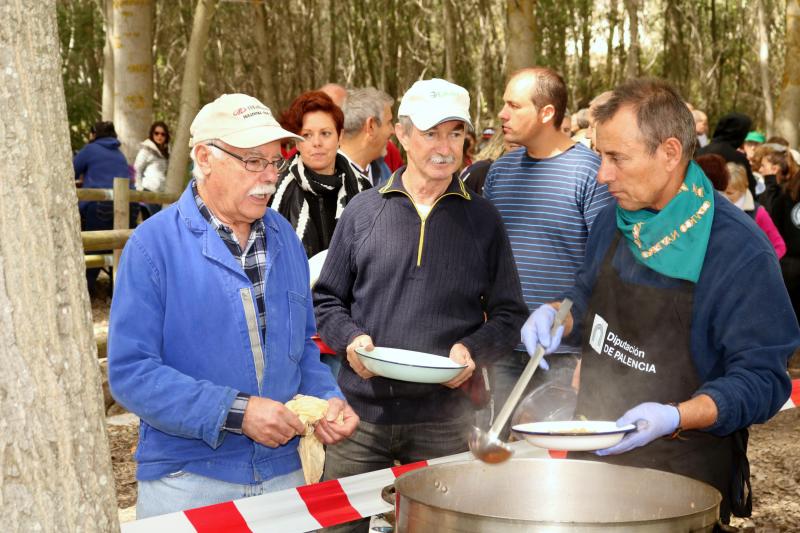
[570, 233, 749, 523]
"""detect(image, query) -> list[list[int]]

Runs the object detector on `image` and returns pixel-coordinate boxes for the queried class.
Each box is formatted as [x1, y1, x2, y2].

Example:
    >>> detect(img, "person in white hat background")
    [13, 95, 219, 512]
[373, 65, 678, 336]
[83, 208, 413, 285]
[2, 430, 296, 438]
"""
[108, 94, 359, 519]
[313, 79, 527, 533]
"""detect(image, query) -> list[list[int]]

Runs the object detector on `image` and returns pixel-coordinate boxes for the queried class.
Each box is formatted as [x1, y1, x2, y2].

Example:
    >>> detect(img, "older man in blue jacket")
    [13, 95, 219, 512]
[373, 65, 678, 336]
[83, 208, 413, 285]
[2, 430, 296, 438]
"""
[109, 93, 359, 519]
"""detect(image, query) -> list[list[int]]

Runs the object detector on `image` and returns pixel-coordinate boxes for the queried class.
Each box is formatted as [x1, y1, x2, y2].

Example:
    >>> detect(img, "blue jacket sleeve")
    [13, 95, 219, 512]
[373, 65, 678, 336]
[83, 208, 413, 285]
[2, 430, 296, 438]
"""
[108, 234, 235, 448]
[695, 250, 797, 435]
[73, 146, 90, 180]
[564, 205, 616, 342]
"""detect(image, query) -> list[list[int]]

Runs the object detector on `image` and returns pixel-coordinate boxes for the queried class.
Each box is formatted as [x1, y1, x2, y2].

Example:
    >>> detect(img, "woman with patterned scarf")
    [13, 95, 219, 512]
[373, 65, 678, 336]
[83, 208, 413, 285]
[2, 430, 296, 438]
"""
[270, 91, 371, 257]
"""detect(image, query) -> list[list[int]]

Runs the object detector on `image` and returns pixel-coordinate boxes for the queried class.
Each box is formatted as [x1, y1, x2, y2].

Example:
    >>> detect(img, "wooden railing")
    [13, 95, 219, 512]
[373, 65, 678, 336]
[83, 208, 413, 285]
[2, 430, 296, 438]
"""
[79, 178, 179, 359]
[78, 178, 179, 282]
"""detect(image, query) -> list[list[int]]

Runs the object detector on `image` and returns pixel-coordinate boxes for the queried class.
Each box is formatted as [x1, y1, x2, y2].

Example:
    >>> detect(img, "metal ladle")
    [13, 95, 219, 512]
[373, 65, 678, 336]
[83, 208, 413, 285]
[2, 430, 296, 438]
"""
[468, 298, 573, 463]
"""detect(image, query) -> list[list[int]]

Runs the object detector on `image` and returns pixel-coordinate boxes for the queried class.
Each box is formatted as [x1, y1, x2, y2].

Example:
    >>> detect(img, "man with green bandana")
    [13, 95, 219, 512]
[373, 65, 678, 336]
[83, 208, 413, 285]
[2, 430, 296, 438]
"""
[521, 79, 799, 524]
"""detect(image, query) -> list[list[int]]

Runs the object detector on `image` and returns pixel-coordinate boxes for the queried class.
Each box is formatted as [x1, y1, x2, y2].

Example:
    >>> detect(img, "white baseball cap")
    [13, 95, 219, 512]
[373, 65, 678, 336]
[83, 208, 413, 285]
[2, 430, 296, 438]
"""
[398, 79, 472, 131]
[189, 93, 302, 148]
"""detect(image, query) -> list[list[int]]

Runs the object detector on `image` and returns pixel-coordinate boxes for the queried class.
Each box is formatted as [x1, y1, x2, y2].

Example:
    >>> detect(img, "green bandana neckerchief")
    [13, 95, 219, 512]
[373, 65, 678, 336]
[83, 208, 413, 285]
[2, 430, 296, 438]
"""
[616, 161, 714, 283]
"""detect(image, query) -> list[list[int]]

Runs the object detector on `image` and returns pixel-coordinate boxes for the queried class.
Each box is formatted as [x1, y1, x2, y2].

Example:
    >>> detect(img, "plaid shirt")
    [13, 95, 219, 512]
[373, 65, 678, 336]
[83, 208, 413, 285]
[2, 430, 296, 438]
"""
[192, 182, 267, 336]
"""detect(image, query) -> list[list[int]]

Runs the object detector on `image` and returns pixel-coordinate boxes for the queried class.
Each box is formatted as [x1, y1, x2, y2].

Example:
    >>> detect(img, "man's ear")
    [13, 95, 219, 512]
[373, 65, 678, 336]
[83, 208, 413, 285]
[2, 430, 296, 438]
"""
[194, 145, 214, 177]
[539, 104, 556, 125]
[394, 122, 410, 152]
[364, 116, 377, 137]
[661, 137, 684, 172]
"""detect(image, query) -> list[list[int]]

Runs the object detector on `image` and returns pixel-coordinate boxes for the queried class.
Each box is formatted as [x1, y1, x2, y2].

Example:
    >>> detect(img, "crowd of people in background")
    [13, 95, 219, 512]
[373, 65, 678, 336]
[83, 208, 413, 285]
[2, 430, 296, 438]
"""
[73, 83, 800, 323]
[80, 67, 800, 529]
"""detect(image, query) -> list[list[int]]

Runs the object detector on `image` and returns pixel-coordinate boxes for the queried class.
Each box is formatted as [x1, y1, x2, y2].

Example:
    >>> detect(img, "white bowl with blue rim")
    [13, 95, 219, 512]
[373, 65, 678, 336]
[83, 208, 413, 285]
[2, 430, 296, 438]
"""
[512, 420, 637, 451]
[355, 346, 466, 384]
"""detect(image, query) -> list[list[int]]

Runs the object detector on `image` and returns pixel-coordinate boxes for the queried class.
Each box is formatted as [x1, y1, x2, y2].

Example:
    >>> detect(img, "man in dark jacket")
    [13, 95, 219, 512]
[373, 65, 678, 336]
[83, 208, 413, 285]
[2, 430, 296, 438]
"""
[313, 79, 528, 533]
[696, 112, 756, 195]
[72, 121, 134, 292]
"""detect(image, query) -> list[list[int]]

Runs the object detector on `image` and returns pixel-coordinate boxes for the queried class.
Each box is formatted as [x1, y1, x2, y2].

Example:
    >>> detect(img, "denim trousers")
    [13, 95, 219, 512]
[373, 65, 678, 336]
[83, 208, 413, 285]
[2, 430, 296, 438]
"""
[321, 415, 471, 533]
[491, 350, 579, 439]
[136, 468, 305, 520]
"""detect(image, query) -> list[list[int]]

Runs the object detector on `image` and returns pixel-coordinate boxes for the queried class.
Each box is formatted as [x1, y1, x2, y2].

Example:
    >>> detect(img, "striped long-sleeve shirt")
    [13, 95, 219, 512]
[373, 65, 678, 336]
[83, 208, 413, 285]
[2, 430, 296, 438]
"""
[484, 143, 612, 353]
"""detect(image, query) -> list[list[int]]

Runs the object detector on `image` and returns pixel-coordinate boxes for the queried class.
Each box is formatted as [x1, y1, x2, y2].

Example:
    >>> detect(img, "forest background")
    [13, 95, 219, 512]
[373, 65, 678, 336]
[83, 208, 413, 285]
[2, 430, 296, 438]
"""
[59, 0, 800, 167]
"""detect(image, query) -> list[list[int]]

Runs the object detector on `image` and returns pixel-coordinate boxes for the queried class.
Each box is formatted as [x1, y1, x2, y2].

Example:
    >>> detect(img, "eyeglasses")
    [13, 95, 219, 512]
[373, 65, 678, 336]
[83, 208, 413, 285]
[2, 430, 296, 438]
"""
[207, 143, 288, 173]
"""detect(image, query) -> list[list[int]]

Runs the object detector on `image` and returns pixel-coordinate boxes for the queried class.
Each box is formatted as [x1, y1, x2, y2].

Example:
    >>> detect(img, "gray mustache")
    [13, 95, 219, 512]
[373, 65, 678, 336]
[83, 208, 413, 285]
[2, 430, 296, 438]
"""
[249, 184, 276, 196]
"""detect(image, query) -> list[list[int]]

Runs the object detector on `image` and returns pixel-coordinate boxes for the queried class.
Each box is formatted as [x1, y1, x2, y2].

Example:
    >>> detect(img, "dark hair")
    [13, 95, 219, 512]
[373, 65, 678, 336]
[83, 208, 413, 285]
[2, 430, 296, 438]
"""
[695, 154, 729, 191]
[593, 79, 696, 160]
[511, 67, 568, 129]
[149, 121, 170, 158]
[786, 170, 800, 203]
[91, 121, 117, 140]
[279, 91, 345, 136]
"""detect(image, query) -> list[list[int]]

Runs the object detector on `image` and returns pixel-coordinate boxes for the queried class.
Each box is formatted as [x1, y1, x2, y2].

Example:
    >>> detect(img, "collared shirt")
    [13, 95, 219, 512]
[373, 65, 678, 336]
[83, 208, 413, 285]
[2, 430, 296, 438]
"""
[339, 149, 373, 184]
[192, 182, 267, 335]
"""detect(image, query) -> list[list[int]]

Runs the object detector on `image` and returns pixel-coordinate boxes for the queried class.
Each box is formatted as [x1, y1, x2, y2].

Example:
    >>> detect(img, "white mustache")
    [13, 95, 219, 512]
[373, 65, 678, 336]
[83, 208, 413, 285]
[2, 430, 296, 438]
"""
[430, 155, 456, 164]
[248, 184, 276, 196]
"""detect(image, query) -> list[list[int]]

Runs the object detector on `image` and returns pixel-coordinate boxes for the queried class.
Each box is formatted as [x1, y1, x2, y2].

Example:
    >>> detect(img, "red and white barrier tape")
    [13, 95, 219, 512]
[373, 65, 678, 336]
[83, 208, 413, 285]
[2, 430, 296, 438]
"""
[122, 378, 799, 533]
[122, 442, 547, 533]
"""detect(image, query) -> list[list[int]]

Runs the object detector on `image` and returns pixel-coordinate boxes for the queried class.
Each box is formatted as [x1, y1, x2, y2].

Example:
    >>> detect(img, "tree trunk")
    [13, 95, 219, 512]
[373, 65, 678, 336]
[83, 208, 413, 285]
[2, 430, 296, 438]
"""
[774, 0, 800, 146]
[252, 2, 277, 110]
[443, 0, 455, 81]
[577, 0, 593, 104]
[756, 0, 774, 135]
[112, 0, 154, 161]
[605, 0, 618, 88]
[101, 0, 114, 121]
[165, 0, 219, 196]
[0, 1, 118, 530]
[623, 0, 640, 79]
[505, 0, 537, 78]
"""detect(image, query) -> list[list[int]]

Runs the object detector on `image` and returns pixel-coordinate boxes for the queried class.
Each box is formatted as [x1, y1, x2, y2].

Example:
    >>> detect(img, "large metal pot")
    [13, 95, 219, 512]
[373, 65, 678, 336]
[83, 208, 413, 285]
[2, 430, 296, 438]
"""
[394, 458, 721, 532]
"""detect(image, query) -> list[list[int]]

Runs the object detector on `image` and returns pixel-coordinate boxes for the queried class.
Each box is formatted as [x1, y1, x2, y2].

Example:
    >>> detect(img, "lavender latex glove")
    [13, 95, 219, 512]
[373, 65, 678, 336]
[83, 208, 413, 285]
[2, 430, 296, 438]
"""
[596, 402, 680, 456]
[521, 304, 564, 370]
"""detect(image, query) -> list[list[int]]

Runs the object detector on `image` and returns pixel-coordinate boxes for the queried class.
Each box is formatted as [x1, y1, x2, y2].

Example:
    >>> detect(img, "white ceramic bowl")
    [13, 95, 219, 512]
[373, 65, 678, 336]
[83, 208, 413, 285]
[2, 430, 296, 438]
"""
[355, 347, 466, 384]
[308, 249, 328, 288]
[512, 420, 636, 452]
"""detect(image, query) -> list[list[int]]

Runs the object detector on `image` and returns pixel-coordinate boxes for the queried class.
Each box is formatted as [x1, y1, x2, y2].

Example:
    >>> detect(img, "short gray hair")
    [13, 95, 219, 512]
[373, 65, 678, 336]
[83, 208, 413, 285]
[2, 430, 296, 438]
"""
[593, 79, 696, 160]
[342, 87, 394, 136]
[189, 142, 223, 183]
[398, 116, 414, 137]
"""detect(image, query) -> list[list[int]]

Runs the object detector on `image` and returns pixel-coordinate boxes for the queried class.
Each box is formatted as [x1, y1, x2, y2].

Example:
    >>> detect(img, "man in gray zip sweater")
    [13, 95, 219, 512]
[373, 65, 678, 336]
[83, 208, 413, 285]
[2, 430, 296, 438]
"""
[313, 79, 527, 533]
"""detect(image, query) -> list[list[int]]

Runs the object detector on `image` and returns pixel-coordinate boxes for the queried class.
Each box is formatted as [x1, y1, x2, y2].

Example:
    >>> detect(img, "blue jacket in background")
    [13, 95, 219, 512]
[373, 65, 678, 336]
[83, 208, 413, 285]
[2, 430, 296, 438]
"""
[72, 137, 129, 188]
[108, 182, 343, 484]
[567, 193, 799, 436]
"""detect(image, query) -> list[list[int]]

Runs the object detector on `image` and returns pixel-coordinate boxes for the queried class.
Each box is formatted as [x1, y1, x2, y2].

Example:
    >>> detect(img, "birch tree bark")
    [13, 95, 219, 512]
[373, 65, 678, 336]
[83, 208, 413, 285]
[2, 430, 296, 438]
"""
[623, 0, 640, 79]
[112, 0, 154, 161]
[505, 0, 537, 77]
[0, 1, 118, 530]
[165, 0, 219, 195]
[101, 0, 114, 121]
[443, 0, 455, 81]
[252, 2, 277, 110]
[757, 0, 774, 135]
[774, 0, 800, 146]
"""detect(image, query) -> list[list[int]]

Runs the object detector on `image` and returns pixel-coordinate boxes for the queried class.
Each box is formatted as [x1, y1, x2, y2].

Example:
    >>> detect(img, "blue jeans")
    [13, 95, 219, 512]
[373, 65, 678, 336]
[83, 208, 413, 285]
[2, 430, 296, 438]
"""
[136, 469, 305, 519]
[322, 416, 471, 532]
[491, 350, 579, 439]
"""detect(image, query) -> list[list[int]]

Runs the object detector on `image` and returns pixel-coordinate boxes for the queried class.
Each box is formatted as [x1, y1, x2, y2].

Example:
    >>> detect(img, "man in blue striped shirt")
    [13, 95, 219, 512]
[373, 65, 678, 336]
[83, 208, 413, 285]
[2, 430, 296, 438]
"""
[483, 68, 612, 433]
